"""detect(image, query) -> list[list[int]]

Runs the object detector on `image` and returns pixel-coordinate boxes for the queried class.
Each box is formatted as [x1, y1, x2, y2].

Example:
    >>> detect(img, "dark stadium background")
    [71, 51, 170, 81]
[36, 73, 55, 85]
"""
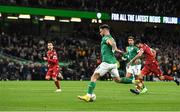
[0, 0, 180, 81]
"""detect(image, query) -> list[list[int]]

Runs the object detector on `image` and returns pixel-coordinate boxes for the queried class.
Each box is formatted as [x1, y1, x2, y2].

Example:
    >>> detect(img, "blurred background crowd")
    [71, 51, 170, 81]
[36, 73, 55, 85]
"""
[0, 27, 180, 81]
[1, 0, 179, 16]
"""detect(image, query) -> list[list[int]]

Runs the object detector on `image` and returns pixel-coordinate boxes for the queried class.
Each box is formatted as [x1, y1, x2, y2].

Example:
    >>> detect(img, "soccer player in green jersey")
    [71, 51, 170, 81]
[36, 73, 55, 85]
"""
[78, 24, 133, 102]
[121, 36, 147, 93]
[122, 36, 142, 82]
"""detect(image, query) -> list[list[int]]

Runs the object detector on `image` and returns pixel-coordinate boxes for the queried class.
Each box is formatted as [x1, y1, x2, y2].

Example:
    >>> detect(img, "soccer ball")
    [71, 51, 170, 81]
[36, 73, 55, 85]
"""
[90, 94, 96, 102]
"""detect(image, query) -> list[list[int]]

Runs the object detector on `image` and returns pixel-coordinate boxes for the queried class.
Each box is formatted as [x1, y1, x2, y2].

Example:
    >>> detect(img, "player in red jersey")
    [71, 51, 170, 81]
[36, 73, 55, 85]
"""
[127, 39, 179, 95]
[43, 42, 63, 92]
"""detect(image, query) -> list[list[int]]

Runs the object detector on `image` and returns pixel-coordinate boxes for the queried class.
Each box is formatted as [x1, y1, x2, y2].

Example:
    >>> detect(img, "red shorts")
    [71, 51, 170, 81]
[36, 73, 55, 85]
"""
[46, 67, 60, 79]
[141, 61, 162, 77]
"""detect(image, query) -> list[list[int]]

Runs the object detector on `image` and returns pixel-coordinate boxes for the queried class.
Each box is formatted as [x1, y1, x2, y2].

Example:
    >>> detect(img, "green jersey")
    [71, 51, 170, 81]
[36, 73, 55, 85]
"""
[123, 45, 141, 66]
[101, 35, 117, 64]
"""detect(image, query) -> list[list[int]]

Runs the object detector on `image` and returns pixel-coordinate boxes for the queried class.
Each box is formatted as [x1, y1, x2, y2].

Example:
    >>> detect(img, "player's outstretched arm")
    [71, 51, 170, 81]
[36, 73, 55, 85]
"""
[127, 49, 144, 67]
[106, 39, 124, 53]
[122, 47, 129, 60]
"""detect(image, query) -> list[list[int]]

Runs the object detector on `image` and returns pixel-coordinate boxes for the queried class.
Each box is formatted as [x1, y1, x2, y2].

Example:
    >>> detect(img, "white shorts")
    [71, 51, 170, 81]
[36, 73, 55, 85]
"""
[94, 62, 119, 78]
[126, 64, 141, 76]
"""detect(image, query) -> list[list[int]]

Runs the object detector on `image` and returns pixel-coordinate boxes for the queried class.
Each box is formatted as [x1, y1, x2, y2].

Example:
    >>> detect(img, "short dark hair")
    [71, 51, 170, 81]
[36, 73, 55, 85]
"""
[99, 24, 110, 30]
[128, 36, 134, 40]
[47, 41, 54, 45]
[48, 41, 53, 44]
[135, 39, 143, 44]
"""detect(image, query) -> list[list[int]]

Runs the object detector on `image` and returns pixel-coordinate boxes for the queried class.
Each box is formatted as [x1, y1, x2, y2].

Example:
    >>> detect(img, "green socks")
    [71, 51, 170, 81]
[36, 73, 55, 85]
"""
[87, 82, 96, 94]
[120, 77, 133, 84]
[87, 78, 132, 94]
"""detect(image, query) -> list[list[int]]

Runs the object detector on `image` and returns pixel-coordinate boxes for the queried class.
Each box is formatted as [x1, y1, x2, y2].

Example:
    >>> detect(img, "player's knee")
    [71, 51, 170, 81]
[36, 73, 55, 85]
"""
[126, 73, 131, 78]
[139, 76, 143, 80]
[52, 77, 57, 81]
[137, 73, 143, 79]
[91, 73, 100, 82]
[113, 77, 120, 83]
[159, 76, 164, 80]
[136, 75, 143, 81]
[45, 76, 50, 80]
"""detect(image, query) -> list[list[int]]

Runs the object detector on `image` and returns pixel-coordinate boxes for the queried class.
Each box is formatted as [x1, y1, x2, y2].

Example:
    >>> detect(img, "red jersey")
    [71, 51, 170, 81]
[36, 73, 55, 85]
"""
[139, 44, 156, 64]
[46, 50, 59, 69]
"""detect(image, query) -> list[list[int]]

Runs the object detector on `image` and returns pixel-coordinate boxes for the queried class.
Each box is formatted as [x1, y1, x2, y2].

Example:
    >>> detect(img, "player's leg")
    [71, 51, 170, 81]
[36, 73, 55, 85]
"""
[130, 66, 149, 95]
[78, 72, 100, 102]
[111, 67, 141, 94]
[52, 77, 61, 92]
[57, 72, 64, 80]
[126, 73, 132, 78]
[130, 64, 142, 83]
[153, 62, 179, 85]
[52, 68, 61, 92]
[45, 70, 51, 80]
[126, 65, 133, 78]
[123, 64, 142, 83]
[162, 75, 180, 85]
[110, 64, 133, 84]
[119, 65, 134, 84]
[78, 62, 109, 102]
[130, 73, 147, 95]
[134, 64, 148, 93]
[133, 64, 142, 78]
[159, 75, 180, 86]
[110, 66, 121, 83]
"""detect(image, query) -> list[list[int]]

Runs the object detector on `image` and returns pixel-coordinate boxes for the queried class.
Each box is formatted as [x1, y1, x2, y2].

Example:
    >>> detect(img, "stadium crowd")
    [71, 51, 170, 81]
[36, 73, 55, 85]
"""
[0, 32, 101, 80]
[0, 27, 180, 81]
[0, 0, 179, 16]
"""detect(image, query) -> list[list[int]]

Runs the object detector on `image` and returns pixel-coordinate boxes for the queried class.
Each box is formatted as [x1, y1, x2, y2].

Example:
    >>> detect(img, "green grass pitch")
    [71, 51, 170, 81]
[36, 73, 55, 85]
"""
[0, 81, 180, 111]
